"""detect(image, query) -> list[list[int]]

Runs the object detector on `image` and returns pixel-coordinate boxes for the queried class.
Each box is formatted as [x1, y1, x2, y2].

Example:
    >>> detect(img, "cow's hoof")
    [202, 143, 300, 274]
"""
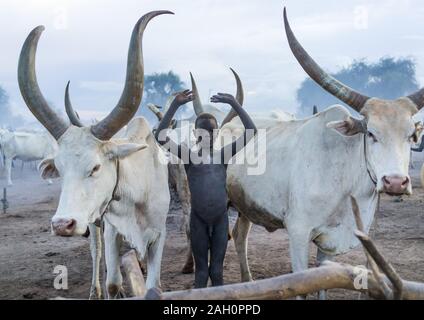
[89, 286, 103, 300]
[317, 290, 327, 300]
[7, 182, 13, 187]
[241, 275, 253, 282]
[107, 284, 125, 299]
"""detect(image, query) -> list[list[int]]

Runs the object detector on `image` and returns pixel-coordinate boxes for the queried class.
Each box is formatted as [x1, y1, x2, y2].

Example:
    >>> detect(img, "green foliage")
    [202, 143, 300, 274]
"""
[297, 57, 420, 116]
[137, 71, 187, 123]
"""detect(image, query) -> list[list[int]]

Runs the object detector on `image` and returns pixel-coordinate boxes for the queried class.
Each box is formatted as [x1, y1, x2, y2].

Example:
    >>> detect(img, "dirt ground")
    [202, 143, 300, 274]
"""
[0, 158, 423, 300]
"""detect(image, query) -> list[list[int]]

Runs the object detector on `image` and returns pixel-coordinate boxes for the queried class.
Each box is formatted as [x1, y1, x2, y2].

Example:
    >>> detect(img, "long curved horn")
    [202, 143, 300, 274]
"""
[18, 26, 69, 140]
[407, 89, 424, 110]
[232, 67, 244, 105]
[190, 72, 204, 116]
[147, 103, 164, 121]
[90, 10, 174, 140]
[283, 8, 370, 112]
[220, 68, 245, 127]
[65, 81, 84, 127]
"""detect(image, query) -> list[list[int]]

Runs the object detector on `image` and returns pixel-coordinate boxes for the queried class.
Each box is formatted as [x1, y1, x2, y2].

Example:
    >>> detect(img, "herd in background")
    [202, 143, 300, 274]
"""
[0, 7, 424, 299]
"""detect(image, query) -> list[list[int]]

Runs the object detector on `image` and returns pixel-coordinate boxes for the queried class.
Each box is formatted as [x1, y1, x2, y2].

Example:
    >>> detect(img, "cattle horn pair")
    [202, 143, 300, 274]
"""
[18, 10, 174, 141]
[283, 7, 424, 111]
[190, 68, 244, 123]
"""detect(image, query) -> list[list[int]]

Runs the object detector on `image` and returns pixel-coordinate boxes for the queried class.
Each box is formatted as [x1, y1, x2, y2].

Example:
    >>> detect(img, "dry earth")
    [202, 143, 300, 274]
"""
[0, 157, 423, 300]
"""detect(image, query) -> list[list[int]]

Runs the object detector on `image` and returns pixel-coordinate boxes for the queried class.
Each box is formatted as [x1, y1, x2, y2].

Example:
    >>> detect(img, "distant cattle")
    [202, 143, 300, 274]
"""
[0, 129, 57, 186]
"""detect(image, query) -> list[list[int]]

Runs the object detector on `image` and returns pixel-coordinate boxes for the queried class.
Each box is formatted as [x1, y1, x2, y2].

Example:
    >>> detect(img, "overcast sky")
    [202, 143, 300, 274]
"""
[1, 0, 424, 123]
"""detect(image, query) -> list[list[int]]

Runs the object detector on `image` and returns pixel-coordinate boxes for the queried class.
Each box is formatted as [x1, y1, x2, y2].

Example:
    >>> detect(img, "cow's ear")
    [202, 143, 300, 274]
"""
[39, 158, 60, 179]
[327, 117, 367, 136]
[106, 143, 148, 160]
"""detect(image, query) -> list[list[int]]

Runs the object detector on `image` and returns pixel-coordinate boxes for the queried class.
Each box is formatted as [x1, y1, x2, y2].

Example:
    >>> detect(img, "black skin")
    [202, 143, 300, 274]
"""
[155, 90, 257, 288]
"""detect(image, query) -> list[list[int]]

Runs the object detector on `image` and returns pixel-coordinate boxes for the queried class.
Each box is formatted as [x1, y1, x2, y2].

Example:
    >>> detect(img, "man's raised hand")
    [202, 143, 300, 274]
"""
[174, 90, 193, 105]
[210, 93, 237, 105]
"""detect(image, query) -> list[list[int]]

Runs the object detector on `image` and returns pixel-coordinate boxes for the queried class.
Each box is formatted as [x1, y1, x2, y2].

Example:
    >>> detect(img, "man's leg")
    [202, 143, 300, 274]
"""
[190, 212, 210, 288]
[209, 213, 229, 287]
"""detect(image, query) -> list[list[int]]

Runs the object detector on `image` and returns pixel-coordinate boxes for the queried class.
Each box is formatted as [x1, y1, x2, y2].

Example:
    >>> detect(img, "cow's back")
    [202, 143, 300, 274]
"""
[3, 132, 56, 161]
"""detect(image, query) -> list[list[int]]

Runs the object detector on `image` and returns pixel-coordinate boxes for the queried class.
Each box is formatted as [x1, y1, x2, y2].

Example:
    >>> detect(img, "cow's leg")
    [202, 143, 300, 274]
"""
[232, 214, 253, 282]
[88, 223, 103, 299]
[287, 227, 311, 299]
[104, 220, 124, 299]
[190, 212, 210, 288]
[4, 157, 13, 186]
[146, 229, 166, 289]
[316, 247, 333, 300]
[288, 232, 310, 272]
[182, 221, 194, 274]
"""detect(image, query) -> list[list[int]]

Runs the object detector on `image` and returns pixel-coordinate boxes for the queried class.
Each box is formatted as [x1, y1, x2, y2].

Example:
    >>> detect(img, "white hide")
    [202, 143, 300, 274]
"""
[43, 117, 170, 293]
[226, 103, 416, 280]
[0, 130, 57, 185]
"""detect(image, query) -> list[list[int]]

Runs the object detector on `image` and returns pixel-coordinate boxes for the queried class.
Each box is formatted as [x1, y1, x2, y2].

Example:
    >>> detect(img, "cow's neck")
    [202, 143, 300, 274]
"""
[351, 133, 379, 233]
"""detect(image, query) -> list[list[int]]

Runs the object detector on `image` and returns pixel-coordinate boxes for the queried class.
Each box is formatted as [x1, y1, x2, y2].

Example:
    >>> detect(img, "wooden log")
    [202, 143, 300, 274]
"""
[121, 249, 146, 297]
[137, 263, 424, 300]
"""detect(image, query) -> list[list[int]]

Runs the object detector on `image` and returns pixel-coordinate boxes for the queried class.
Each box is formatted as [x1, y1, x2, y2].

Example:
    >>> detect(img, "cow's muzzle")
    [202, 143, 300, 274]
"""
[51, 218, 76, 237]
[382, 175, 410, 195]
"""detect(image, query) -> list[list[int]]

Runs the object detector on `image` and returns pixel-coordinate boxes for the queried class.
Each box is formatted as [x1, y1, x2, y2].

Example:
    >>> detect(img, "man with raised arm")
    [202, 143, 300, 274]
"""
[155, 90, 257, 288]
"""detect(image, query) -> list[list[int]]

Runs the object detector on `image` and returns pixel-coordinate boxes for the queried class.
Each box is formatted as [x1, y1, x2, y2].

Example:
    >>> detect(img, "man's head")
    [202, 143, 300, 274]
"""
[194, 113, 219, 148]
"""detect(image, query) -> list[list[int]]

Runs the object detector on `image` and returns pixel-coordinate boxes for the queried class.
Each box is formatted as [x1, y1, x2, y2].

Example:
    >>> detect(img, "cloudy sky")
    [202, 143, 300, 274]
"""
[1, 0, 424, 123]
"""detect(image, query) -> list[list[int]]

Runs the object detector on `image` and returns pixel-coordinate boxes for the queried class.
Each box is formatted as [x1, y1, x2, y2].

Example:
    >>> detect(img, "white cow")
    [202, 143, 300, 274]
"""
[18, 11, 173, 298]
[223, 9, 424, 294]
[0, 129, 57, 186]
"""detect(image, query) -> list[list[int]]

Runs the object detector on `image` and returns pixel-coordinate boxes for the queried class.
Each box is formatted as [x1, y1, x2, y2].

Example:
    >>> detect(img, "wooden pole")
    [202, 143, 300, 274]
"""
[140, 262, 424, 300]
[121, 249, 146, 297]
[2, 188, 8, 214]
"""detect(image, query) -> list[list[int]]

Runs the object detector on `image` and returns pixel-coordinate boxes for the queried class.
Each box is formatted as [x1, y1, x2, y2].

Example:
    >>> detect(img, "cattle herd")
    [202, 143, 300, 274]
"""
[1, 7, 424, 300]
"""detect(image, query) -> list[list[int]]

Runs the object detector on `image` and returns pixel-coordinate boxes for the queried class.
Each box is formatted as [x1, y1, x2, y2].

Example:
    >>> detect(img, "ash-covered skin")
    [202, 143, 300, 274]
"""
[155, 90, 257, 288]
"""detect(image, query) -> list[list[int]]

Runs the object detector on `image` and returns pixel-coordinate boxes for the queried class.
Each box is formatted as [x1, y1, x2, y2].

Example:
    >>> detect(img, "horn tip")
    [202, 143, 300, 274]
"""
[190, 72, 196, 84]
[229, 67, 239, 78]
[283, 7, 290, 29]
[30, 25, 45, 37]
[147, 10, 174, 18]
[157, 10, 174, 15]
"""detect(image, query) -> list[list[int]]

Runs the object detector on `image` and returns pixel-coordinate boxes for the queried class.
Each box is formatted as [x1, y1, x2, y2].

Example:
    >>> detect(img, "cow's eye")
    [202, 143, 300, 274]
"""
[89, 164, 101, 177]
[367, 131, 377, 142]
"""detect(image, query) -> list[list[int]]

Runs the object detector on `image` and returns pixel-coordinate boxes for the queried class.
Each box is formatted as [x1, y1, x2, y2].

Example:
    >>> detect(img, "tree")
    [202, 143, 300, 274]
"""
[137, 71, 187, 123]
[296, 57, 420, 116]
